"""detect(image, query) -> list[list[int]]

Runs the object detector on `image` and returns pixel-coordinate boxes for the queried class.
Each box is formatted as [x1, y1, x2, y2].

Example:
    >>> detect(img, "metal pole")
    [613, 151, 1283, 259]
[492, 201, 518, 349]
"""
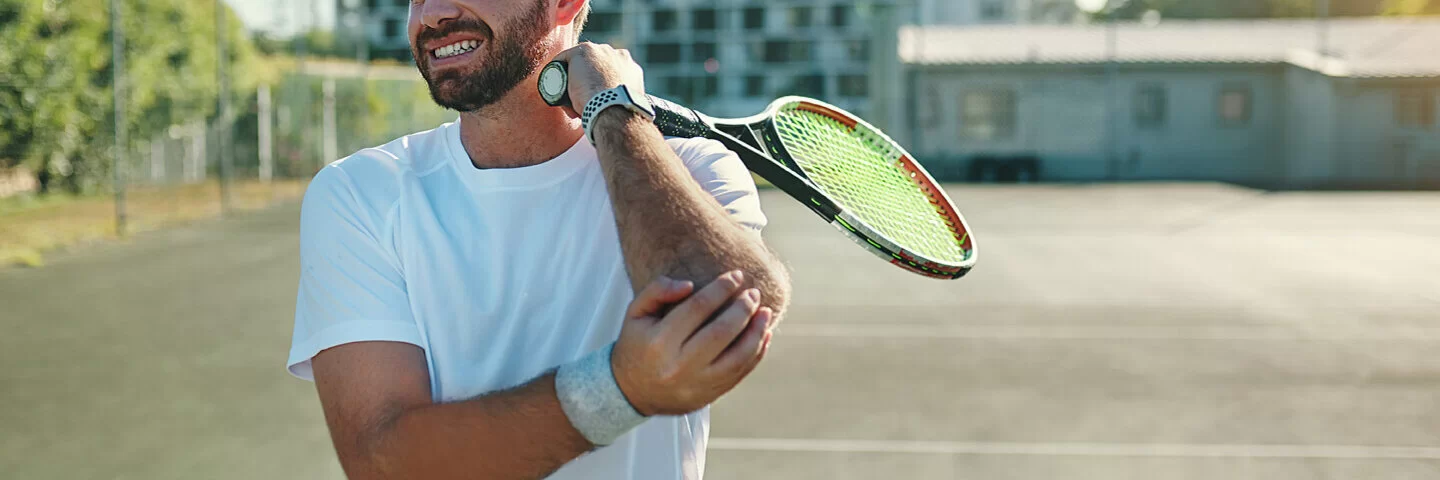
[1105, 16, 1119, 180]
[110, 0, 128, 236]
[258, 84, 274, 183]
[312, 0, 324, 172]
[323, 77, 338, 166]
[217, 0, 234, 214]
[1316, 0, 1330, 56]
[357, 1, 371, 64]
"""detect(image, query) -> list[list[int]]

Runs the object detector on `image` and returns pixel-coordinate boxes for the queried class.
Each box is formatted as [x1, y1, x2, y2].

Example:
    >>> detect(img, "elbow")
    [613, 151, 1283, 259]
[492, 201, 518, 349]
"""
[752, 253, 792, 318]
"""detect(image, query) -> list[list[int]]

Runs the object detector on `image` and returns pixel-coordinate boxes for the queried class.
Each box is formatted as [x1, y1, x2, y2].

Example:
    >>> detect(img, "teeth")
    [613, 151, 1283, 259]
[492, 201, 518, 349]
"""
[433, 40, 480, 59]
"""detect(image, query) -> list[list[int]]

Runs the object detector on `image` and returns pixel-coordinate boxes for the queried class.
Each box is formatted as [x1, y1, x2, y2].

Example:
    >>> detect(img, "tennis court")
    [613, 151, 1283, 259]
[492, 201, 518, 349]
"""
[3, 183, 1440, 479]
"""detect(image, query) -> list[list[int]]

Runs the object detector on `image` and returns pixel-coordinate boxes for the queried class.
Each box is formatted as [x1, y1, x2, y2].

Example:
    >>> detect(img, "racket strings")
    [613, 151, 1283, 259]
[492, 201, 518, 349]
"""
[772, 106, 967, 264]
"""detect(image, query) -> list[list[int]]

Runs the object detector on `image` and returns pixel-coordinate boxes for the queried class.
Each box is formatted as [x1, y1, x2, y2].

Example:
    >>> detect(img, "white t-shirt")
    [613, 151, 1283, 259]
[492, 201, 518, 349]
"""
[287, 119, 766, 480]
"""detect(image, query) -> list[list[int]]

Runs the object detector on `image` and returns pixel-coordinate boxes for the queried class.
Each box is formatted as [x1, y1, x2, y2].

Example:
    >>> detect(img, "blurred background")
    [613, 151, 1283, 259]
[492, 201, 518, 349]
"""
[3, 0, 1439, 479]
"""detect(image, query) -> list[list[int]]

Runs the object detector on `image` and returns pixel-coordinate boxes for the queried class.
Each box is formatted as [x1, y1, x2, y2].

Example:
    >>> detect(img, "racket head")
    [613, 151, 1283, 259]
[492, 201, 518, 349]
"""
[757, 97, 977, 279]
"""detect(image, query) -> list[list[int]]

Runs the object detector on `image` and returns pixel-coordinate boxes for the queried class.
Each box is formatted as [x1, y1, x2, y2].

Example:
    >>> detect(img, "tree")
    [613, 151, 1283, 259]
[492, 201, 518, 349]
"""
[1382, 0, 1440, 14]
[0, 0, 259, 194]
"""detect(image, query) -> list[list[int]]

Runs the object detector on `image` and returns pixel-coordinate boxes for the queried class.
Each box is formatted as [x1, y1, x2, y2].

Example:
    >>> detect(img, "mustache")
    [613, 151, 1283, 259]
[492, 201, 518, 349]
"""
[415, 18, 493, 54]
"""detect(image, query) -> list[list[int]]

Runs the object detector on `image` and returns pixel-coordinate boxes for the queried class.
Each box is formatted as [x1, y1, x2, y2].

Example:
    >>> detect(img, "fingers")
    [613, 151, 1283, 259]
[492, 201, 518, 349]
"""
[660, 270, 745, 343]
[708, 307, 772, 378]
[627, 276, 695, 320]
[680, 287, 761, 364]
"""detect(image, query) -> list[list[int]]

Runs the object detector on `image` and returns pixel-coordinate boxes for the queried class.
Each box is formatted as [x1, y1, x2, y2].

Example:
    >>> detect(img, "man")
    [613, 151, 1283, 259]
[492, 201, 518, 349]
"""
[285, 0, 790, 479]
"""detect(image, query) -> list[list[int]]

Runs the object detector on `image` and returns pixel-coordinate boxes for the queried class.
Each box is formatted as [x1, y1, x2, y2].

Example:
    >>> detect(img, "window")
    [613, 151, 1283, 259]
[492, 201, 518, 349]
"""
[691, 42, 716, 62]
[1134, 84, 1167, 128]
[831, 5, 850, 27]
[1395, 90, 1436, 127]
[839, 75, 868, 97]
[693, 8, 717, 31]
[961, 89, 1017, 140]
[652, 10, 677, 33]
[980, 0, 1006, 20]
[383, 18, 401, 39]
[645, 43, 682, 64]
[744, 75, 766, 97]
[587, 12, 622, 34]
[763, 40, 813, 64]
[845, 39, 870, 62]
[743, 7, 766, 30]
[1217, 84, 1253, 126]
[788, 6, 812, 28]
[664, 76, 719, 103]
[782, 74, 826, 98]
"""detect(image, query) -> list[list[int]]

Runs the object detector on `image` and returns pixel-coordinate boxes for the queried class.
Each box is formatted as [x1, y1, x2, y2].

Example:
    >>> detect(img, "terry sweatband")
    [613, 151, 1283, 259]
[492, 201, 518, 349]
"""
[555, 343, 647, 446]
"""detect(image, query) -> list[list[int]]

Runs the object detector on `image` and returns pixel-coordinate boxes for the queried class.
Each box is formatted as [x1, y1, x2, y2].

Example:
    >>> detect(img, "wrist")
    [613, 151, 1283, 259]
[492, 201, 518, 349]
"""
[581, 85, 655, 145]
[555, 343, 648, 447]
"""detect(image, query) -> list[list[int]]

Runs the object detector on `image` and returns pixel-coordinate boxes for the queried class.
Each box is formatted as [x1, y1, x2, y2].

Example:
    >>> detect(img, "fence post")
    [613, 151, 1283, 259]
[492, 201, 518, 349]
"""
[259, 84, 274, 183]
[323, 77, 338, 167]
[217, 0, 234, 215]
[110, 0, 128, 236]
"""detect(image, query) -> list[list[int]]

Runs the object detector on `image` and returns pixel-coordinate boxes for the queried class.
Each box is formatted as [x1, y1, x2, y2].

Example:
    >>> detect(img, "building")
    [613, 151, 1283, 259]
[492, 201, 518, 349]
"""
[336, 0, 413, 61]
[892, 19, 1440, 188]
[918, 0, 1082, 25]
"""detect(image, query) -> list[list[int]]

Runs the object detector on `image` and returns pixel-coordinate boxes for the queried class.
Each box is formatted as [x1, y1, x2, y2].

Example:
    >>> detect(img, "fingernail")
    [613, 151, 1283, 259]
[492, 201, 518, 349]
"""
[730, 270, 745, 284]
[746, 288, 760, 302]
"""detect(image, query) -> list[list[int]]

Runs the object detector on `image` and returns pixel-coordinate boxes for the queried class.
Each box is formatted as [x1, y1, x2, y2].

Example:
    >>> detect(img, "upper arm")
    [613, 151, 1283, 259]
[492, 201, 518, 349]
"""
[289, 165, 423, 380]
[312, 341, 432, 476]
[669, 137, 768, 235]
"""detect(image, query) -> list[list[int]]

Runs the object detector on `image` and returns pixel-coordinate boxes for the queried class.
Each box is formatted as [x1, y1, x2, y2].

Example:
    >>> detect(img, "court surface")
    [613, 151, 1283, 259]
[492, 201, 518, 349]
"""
[3, 183, 1439, 479]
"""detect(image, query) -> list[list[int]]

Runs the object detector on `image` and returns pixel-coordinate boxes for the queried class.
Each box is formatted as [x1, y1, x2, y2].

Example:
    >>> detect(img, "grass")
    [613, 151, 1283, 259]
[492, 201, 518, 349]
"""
[0, 180, 307, 268]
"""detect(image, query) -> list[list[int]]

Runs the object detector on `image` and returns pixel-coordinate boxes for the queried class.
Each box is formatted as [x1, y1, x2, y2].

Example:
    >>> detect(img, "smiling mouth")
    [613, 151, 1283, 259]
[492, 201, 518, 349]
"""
[432, 40, 481, 59]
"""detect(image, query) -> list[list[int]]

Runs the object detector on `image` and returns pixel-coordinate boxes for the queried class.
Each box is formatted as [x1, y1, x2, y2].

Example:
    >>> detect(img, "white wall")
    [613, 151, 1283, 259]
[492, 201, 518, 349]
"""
[912, 66, 1286, 183]
[1333, 83, 1440, 186]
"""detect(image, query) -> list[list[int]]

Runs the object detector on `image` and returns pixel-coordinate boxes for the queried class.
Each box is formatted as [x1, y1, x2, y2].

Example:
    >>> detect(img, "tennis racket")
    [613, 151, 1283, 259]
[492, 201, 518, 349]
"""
[538, 62, 976, 280]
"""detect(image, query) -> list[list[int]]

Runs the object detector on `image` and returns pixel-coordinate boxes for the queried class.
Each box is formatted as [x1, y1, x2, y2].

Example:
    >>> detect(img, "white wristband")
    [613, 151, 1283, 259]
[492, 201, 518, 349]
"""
[580, 85, 655, 146]
[555, 343, 647, 446]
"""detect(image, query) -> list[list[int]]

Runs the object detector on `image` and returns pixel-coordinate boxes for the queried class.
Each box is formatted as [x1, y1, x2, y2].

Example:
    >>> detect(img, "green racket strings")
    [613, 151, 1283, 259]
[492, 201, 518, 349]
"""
[772, 106, 968, 264]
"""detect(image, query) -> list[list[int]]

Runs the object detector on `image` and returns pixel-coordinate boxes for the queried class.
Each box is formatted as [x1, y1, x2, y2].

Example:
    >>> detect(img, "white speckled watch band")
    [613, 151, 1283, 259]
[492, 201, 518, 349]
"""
[555, 343, 647, 446]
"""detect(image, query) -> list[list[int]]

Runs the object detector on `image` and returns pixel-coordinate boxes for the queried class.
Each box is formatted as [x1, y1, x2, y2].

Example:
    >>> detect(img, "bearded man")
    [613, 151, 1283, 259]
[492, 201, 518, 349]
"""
[285, 0, 790, 479]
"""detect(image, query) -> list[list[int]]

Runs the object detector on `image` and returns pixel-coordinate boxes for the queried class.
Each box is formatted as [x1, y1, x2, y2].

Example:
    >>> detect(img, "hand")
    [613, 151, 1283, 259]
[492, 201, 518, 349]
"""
[550, 42, 647, 114]
[611, 271, 775, 416]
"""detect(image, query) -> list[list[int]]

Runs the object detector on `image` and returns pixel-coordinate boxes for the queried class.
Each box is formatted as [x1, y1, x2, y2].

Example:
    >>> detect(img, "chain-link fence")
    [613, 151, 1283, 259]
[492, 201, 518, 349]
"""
[0, 0, 452, 266]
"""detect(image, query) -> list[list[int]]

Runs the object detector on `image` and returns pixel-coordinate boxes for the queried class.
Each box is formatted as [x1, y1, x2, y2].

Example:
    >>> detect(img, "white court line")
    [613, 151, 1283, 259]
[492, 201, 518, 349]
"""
[709, 437, 1440, 460]
[775, 324, 1440, 341]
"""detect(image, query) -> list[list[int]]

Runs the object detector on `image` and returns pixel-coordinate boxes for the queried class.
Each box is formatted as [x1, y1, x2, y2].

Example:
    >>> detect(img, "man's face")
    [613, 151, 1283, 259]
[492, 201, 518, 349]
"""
[410, 0, 555, 112]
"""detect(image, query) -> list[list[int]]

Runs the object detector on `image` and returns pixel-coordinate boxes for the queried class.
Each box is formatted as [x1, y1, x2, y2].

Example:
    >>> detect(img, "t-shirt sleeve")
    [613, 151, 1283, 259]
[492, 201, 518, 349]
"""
[668, 137, 769, 235]
[287, 165, 422, 381]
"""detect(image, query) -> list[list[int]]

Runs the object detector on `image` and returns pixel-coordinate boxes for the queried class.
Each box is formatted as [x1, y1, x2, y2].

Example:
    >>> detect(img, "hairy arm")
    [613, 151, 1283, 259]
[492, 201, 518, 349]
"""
[313, 342, 592, 480]
[592, 109, 791, 315]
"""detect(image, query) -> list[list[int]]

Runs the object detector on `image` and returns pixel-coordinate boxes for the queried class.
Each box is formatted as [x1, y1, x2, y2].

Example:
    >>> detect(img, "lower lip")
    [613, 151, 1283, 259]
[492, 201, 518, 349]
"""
[430, 44, 482, 68]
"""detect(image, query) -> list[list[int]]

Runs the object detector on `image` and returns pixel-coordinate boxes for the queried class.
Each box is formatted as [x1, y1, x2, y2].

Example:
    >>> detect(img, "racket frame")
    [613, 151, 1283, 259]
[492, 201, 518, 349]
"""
[538, 62, 975, 279]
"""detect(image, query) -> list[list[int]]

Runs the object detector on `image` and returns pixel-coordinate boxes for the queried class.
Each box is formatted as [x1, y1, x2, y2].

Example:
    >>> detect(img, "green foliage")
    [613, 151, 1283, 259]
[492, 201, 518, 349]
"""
[1382, 0, 1440, 14]
[0, 0, 258, 194]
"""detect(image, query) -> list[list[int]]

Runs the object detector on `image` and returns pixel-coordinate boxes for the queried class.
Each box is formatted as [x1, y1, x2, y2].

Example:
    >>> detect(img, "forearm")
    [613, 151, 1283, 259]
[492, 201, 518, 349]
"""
[355, 373, 590, 480]
[593, 109, 790, 312]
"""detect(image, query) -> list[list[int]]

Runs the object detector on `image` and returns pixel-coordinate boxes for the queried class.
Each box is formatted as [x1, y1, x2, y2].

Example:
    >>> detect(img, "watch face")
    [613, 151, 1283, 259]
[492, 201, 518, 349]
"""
[539, 63, 569, 105]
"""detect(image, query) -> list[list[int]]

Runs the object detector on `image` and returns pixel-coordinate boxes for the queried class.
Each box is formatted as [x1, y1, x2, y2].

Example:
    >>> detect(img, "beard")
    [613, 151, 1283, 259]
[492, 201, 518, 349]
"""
[412, 1, 552, 112]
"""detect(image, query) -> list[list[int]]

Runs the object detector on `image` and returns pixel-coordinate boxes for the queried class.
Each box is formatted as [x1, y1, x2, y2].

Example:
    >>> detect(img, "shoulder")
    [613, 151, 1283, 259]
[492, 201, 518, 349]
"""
[665, 137, 733, 169]
[305, 123, 454, 217]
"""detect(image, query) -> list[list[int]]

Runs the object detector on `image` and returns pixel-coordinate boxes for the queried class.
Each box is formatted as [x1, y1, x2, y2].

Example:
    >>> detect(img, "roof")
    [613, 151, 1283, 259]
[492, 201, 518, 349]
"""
[900, 18, 1440, 79]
